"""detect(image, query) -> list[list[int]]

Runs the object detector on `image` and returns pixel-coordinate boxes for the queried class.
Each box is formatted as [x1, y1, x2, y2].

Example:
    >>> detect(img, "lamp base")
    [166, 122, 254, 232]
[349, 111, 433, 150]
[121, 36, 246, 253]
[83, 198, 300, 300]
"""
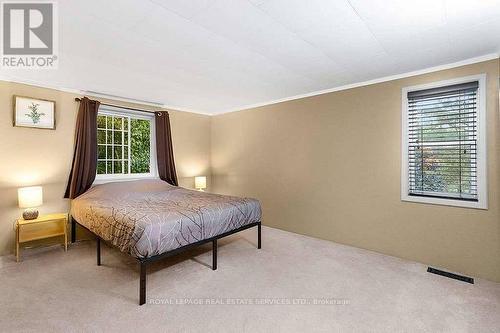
[23, 208, 39, 220]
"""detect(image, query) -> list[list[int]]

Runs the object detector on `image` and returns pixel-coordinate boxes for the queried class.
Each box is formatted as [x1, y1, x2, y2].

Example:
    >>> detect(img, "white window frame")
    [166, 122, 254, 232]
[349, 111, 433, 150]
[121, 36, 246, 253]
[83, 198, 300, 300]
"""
[94, 105, 158, 183]
[401, 74, 487, 209]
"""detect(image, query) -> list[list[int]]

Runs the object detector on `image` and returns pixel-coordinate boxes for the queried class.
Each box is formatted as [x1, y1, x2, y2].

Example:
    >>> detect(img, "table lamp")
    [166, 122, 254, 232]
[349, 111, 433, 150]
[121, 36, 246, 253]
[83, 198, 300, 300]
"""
[18, 186, 43, 220]
[195, 176, 207, 191]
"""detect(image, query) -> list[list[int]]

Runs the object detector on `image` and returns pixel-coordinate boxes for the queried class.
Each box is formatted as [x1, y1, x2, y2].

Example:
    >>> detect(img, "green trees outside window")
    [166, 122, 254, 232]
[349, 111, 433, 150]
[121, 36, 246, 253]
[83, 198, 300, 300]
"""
[97, 114, 151, 175]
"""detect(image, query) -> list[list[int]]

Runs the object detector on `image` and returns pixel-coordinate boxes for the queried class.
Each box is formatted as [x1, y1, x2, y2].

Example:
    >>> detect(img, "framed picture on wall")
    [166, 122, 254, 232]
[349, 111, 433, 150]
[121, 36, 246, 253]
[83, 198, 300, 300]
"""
[13, 96, 56, 130]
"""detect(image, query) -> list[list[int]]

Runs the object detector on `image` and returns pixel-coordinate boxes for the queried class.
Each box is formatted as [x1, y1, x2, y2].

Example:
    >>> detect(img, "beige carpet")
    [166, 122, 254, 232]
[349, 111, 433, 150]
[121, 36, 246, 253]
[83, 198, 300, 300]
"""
[1, 226, 499, 332]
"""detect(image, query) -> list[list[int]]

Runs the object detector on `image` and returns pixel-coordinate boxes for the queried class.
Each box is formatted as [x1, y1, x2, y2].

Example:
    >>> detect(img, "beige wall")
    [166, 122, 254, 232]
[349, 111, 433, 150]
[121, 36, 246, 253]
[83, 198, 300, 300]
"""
[211, 59, 500, 282]
[0, 81, 212, 256]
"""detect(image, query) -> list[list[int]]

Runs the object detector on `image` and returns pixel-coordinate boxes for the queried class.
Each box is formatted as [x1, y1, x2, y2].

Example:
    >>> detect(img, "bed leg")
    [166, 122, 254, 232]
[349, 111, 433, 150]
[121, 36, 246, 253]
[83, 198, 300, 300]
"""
[212, 239, 217, 270]
[96, 238, 101, 266]
[257, 222, 261, 249]
[71, 218, 76, 243]
[140, 261, 147, 305]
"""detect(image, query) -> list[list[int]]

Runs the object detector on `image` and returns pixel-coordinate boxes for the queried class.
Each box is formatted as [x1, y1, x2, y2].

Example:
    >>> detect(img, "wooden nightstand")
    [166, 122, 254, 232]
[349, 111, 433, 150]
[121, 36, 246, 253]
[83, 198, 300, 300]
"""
[15, 213, 68, 262]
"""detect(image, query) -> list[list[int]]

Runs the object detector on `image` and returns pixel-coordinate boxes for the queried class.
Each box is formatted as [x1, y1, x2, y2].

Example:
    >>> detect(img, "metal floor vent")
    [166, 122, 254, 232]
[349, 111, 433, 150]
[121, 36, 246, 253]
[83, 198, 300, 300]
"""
[427, 267, 474, 284]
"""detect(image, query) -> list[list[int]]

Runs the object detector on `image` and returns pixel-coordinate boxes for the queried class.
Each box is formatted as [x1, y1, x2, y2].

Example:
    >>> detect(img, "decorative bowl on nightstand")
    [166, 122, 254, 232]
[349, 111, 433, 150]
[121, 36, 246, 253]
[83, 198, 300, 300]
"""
[22, 208, 39, 220]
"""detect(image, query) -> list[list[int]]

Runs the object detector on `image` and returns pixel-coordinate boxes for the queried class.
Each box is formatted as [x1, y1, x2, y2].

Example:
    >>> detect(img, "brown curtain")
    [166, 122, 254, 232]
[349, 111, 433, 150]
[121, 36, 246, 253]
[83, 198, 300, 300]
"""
[155, 111, 178, 186]
[64, 97, 100, 199]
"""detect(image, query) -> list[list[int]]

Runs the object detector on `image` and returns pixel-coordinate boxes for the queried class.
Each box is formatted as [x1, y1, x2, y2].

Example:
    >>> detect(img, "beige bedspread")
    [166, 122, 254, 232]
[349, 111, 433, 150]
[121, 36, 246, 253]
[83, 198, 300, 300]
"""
[71, 179, 262, 258]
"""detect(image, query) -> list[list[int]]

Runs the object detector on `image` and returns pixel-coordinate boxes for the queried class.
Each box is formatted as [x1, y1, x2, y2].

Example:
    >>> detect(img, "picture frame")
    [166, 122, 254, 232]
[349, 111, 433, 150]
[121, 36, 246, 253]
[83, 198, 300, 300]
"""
[13, 95, 56, 130]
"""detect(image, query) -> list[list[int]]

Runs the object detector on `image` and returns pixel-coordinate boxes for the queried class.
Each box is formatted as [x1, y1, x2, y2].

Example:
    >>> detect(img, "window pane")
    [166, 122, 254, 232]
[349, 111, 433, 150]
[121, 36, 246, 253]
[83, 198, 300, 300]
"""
[407, 82, 478, 201]
[113, 161, 123, 174]
[130, 118, 151, 174]
[113, 117, 123, 130]
[97, 161, 106, 174]
[96, 111, 153, 178]
[97, 130, 106, 144]
[97, 116, 106, 129]
[106, 130, 113, 144]
[413, 146, 462, 194]
[113, 146, 123, 159]
[97, 145, 106, 159]
[106, 116, 113, 129]
[114, 130, 123, 145]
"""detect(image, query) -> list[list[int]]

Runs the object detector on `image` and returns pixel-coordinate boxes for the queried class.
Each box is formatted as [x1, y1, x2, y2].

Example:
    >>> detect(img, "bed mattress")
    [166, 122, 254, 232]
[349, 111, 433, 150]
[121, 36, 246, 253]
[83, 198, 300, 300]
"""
[71, 179, 262, 259]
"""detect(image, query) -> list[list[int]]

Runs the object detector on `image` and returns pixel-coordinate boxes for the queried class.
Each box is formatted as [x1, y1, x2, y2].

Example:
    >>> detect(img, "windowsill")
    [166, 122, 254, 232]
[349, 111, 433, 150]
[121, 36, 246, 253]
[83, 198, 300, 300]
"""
[401, 194, 487, 210]
[93, 174, 159, 185]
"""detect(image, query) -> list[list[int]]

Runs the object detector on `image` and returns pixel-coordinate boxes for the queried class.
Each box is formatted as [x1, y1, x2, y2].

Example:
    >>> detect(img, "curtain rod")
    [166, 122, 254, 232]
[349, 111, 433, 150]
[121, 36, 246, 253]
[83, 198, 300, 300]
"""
[74, 97, 165, 114]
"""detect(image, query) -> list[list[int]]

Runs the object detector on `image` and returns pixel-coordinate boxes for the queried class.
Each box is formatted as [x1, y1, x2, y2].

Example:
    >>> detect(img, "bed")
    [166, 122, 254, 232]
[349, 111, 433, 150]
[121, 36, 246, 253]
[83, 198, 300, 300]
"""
[70, 179, 262, 305]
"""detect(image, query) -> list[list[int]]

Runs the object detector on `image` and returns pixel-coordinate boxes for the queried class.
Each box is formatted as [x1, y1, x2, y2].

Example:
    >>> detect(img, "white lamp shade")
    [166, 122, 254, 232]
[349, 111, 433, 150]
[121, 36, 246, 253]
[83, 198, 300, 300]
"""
[195, 176, 207, 189]
[18, 186, 43, 208]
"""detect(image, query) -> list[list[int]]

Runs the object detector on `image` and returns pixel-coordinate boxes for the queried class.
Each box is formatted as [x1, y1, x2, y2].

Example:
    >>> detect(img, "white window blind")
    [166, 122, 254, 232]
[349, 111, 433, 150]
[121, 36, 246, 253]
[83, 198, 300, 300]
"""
[407, 81, 478, 201]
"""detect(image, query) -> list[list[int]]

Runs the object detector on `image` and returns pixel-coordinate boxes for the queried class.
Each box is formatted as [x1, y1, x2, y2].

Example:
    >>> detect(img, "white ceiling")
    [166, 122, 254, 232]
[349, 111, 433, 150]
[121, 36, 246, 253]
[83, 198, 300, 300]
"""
[2, 0, 499, 114]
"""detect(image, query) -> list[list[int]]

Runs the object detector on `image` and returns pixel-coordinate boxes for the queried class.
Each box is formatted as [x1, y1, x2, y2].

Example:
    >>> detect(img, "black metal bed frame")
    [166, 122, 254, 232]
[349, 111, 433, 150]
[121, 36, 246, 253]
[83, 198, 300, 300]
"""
[71, 218, 261, 305]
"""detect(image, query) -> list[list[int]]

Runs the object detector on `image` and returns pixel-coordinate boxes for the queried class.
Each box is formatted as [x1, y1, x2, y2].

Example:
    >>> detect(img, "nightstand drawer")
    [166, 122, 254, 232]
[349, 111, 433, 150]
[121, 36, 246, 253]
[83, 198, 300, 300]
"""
[18, 220, 65, 243]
